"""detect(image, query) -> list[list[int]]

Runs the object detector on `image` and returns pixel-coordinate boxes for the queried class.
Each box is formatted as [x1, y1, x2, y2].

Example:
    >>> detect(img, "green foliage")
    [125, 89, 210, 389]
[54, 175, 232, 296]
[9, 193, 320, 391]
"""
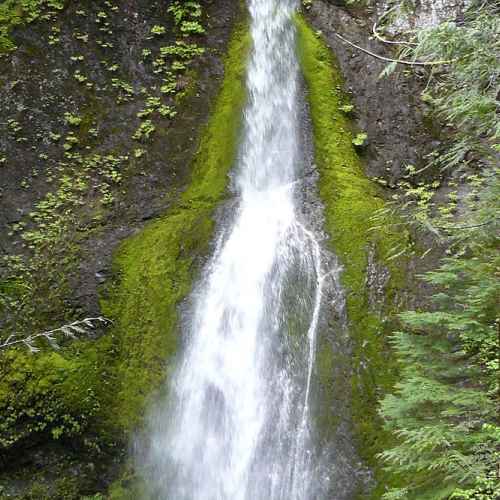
[180, 20, 204, 35]
[384, 1, 499, 171]
[150, 24, 165, 36]
[450, 470, 500, 500]
[63, 112, 82, 126]
[168, 1, 202, 26]
[132, 119, 155, 141]
[378, 13, 500, 489]
[167, 1, 204, 36]
[159, 41, 204, 59]
[0, 1, 246, 496]
[0, 0, 64, 53]
[1, 152, 128, 342]
[0, 20, 249, 498]
[379, 205, 499, 498]
[0, 349, 101, 450]
[111, 78, 134, 103]
[339, 103, 354, 113]
[352, 132, 367, 146]
[376, 4, 499, 499]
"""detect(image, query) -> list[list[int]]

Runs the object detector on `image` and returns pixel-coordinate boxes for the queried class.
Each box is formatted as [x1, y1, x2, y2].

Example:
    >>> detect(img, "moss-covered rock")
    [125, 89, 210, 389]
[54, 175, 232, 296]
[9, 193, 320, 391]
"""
[100, 22, 250, 431]
[0, 4, 248, 497]
[296, 15, 409, 498]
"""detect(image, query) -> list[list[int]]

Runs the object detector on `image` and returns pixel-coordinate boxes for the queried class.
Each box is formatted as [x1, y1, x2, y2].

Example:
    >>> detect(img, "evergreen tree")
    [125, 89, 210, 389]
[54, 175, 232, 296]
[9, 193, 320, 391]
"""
[379, 173, 499, 499]
[378, 3, 499, 495]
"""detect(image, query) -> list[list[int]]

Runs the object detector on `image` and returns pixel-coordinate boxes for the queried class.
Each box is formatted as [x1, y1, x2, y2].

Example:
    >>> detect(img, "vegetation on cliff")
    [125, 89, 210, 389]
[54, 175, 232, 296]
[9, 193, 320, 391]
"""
[1, 0, 498, 499]
[0, 0, 246, 496]
[298, 1, 499, 497]
[374, 1, 499, 498]
[295, 15, 409, 497]
[100, 21, 249, 432]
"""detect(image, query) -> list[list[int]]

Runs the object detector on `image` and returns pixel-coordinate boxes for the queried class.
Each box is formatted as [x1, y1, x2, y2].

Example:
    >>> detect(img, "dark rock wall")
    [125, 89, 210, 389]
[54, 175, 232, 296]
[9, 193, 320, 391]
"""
[306, 0, 436, 186]
[0, 0, 240, 322]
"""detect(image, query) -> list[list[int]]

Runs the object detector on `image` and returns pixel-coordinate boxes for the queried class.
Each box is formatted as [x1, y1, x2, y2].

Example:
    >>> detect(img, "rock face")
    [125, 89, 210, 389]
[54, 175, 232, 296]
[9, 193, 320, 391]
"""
[0, 0, 468, 497]
[0, 0, 242, 496]
[306, 0, 436, 186]
[374, 0, 472, 33]
[302, 1, 465, 496]
[0, 0, 240, 322]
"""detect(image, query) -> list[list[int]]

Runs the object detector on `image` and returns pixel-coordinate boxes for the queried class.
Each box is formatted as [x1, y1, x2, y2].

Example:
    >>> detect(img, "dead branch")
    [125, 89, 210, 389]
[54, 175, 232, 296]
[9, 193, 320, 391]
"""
[372, 5, 418, 46]
[334, 32, 455, 66]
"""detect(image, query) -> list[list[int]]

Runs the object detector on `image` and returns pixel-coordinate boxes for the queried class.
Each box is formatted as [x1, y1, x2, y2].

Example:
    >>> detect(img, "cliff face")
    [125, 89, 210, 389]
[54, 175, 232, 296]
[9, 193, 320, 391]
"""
[0, 0, 469, 498]
[0, 1, 243, 497]
[0, 0, 240, 326]
[304, 1, 476, 497]
[307, 0, 462, 186]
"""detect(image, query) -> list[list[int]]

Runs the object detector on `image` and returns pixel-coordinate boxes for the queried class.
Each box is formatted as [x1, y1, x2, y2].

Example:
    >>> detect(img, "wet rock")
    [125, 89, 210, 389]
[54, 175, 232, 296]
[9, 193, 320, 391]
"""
[375, 0, 472, 34]
[307, 1, 436, 183]
[0, 0, 243, 495]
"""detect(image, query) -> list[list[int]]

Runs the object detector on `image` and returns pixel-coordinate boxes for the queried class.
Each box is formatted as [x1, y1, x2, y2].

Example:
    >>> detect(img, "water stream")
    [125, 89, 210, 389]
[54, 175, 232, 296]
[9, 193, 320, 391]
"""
[143, 1, 332, 498]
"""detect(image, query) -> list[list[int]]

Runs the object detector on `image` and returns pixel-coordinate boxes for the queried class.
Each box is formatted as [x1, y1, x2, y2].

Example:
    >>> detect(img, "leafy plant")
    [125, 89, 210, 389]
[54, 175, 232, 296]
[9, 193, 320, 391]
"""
[339, 104, 354, 113]
[375, 3, 500, 498]
[0, 0, 64, 53]
[63, 112, 82, 126]
[150, 24, 166, 36]
[381, 1, 499, 171]
[379, 204, 500, 498]
[167, 1, 204, 35]
[352, 132, 367, 146]
[180, 20, 205, 35]
[132, 120, 155, 141]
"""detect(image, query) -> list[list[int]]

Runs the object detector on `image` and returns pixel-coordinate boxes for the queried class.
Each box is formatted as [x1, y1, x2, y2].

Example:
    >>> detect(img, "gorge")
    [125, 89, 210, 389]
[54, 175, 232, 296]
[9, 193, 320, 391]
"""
[0, 1, 498, 499]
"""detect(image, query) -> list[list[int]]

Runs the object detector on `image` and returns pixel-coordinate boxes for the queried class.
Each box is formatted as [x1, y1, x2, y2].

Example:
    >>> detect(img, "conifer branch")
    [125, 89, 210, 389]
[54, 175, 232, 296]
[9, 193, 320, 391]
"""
[0, 317, 112, 353]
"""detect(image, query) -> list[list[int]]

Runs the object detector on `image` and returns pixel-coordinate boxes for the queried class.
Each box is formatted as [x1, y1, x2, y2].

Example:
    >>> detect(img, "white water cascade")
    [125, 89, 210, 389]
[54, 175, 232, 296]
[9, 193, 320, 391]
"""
[143, 0, 331, 498]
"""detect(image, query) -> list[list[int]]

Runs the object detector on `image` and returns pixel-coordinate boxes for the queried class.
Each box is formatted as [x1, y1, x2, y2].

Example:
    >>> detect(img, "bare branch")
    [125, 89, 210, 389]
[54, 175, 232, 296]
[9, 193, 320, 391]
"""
[333, 32, 455, 66]
[372, 5, 418, 47]
[436, 218, 499, 231]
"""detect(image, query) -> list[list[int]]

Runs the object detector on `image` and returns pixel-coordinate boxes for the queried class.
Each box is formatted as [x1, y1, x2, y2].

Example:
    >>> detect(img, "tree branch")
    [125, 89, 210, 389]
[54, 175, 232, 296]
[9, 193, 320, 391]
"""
[334, 32, 455, 66]
[372, 5, 418, 47]
[0, 317, 112, 353]
[436, 218, 499, 231]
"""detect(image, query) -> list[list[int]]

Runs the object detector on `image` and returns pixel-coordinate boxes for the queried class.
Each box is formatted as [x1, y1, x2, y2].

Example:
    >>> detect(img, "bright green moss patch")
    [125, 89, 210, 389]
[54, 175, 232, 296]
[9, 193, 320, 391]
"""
[0, 349, 101, 449]
[100, 23, 250, 432]
[295, 15, 408, 497]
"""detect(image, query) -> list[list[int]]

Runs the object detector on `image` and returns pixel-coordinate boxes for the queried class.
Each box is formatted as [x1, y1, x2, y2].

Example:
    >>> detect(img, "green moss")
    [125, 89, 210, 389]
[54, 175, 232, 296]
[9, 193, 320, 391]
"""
[100, 22, 250, 432]
[0, 21, 249, 499]
[295, 15, 408, 497]
[315, 337, 341, 435]
[0, 348, 101, 450]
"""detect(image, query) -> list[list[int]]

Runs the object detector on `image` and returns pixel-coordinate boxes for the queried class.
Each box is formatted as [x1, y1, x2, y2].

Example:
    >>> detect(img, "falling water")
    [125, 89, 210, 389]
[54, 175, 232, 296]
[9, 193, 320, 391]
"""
[143, 0, 331, 498]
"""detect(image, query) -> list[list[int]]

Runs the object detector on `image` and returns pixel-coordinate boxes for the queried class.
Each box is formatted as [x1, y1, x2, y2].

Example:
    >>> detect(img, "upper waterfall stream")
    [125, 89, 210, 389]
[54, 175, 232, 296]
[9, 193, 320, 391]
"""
[144, 1, 332, 498]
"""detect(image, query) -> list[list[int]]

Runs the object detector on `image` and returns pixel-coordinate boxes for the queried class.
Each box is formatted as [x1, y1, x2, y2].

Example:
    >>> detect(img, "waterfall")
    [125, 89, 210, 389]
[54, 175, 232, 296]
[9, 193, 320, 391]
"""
[142, 1, 330, 498]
